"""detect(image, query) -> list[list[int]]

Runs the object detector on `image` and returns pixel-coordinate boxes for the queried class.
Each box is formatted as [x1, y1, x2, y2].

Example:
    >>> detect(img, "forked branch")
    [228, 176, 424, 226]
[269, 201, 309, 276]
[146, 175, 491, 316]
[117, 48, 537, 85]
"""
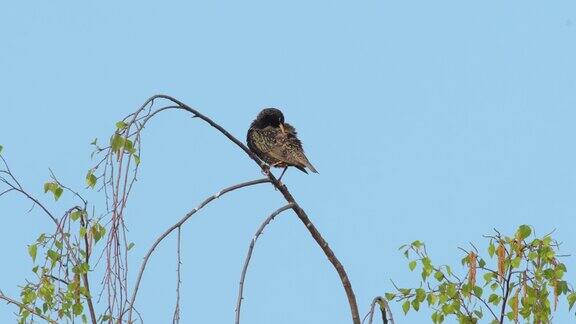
[127, 178, 270, 321]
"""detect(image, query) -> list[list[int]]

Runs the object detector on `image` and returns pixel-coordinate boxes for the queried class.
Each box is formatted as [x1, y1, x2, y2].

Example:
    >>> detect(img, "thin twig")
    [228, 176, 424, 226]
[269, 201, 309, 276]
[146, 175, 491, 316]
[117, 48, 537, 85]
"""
[235, 203, 295, 324]
[173, 227, 182, 324]
[127, 178, 269, 321]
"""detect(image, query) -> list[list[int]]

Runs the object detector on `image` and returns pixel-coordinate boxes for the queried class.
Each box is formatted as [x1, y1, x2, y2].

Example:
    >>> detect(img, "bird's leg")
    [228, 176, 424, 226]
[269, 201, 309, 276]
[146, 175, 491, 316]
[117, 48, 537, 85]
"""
[277, 167, 288, 182]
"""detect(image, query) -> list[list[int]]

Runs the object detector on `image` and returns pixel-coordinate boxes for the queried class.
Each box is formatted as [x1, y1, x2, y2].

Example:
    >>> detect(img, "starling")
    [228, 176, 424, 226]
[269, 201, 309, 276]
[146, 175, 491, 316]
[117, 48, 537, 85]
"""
[247, 108, 318, 177]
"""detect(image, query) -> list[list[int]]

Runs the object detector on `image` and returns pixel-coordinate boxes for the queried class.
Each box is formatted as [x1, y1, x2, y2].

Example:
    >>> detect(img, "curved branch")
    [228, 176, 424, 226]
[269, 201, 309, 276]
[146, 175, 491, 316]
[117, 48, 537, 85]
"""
[235, 203, 295, 324]
[363, 297, 394, 324]
[127, 178, 270, 321]
[148, 94, 361, 324]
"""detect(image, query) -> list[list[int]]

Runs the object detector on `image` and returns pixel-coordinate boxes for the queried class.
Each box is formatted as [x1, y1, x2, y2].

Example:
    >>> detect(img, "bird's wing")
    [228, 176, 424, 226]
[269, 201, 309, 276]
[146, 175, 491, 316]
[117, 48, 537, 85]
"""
[270, 131, 318, 173]
[247, 127, 280, 164]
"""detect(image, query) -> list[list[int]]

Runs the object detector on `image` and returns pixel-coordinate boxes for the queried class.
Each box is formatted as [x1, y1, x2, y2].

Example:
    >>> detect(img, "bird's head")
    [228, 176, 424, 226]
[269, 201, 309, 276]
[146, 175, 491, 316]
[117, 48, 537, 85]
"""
[253, 108, 286, 132]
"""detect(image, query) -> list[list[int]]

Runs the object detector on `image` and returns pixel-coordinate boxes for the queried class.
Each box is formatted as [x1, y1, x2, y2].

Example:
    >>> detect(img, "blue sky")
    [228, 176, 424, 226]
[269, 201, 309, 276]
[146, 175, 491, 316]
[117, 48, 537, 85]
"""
[1, 1, 576, 323]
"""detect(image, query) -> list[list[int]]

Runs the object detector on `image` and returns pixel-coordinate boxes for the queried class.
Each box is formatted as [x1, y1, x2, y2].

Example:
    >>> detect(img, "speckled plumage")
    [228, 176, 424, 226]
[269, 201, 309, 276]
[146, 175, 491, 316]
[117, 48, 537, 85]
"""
[247, 108, 318, 174]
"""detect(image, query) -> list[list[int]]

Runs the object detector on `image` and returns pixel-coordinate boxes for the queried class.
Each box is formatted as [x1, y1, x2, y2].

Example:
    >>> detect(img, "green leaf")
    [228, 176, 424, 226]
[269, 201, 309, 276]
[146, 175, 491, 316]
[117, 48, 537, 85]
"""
[411, 299, 420, 311]
[127, 242, 135, 251]
[488, 294, 500, 305]
[564, 292, 576, 311]
[47, 249, 60, 267]
[133, 154, 141, 165]
[478, 258, 486, 268]
[79, 226, 87, 238]
[427, 293, 437, 306]
[402, 300, 410, 314]
[70, 210, 83, 221]
[110, 134, 125, 153]
[85, 170, 97, 188]
[73, 302, 83, 316]
[0, 145, 3, 154]
[416, 288, 426, 302]
[54, 187, 63, 200]
[473, 286, 483, 297]
[516, 225, 532, 240]
[434, 271, 444, 281]
[116, 121, 128, 130]
[411, 240, 423, 249]
[124, 139, 136, 154]
[511, 256, 521, 268]
[91, 223, 106, 243]
[43, 182, 63, 201]
[409, 260, 417, 271]
[385, 293, 395, 301]
[28, 244, 37, 262]
[488, 240, 495, 257]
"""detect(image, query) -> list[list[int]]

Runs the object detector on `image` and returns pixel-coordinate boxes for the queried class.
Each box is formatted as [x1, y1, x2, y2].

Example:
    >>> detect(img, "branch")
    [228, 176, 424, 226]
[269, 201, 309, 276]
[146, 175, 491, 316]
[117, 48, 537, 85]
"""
[363, 297, 393, 324]
[127, 178, 270, 321]
[173, 227, 182, 324]
[0, 291, 58, 324]
[499, 267, 514, 323]
[235, 203, 295, 324]
[149, 94, 361, 324]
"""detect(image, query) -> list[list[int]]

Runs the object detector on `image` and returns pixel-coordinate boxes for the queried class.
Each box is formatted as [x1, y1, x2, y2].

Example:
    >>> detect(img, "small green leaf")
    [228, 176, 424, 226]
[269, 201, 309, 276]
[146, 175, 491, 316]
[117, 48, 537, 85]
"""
[133, 154, 141, 165]
[85, 170, 97, 188]
[110, 134, 125, 153]
[411, 299, 420, 311]
[434, 271, 444, 281]
[488, 240, 495, 257]
[73, 302, 83, 316]
[409, 260, 417, 271]
[478, 258, 486, 268]
[473, 286, 483, 297]
[402, 300, 410, 314]
[427, 293, 437, 306]
[91, 223, 106, 243]
[488, 294, 500, 305]
[0, 145, 3, 154]
[516, 225, 532, 240]
[70, 210, 83, 221]
[124, 139, 136, 154]
[43, 182, 63, 200]
[28, 244, 37, 262]
[54, 187, 63, 200]
[568, 292, 576, 310]
[127, 242, 135, 251]
[116, 121, 128, 130]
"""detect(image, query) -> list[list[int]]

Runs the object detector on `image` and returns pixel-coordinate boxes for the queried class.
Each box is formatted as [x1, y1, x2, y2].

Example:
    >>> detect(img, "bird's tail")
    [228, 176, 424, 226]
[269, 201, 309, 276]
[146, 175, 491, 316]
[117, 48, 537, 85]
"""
[305, 161, 319, 174]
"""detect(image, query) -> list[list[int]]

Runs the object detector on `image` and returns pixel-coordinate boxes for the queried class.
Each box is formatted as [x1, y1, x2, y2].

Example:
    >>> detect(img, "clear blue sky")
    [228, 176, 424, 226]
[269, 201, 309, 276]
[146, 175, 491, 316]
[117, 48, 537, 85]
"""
[1, 1, 576, 323]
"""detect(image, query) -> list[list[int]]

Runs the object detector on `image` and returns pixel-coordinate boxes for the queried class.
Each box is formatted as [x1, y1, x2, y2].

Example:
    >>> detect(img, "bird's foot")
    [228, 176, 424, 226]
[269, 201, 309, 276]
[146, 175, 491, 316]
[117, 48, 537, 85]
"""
[261, 164, 271, 176]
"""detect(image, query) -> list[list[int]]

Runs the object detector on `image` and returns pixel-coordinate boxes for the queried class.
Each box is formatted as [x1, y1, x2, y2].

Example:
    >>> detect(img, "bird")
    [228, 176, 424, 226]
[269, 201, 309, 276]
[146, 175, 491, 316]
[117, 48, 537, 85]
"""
[247, 108, 318, 180]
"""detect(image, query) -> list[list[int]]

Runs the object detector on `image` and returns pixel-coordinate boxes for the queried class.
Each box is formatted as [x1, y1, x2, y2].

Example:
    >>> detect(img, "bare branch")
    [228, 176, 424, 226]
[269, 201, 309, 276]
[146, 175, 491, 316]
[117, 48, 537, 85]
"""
[127, 178, 270, 321]
[173, 227, 182, 324]
[235, 203, 295, 324]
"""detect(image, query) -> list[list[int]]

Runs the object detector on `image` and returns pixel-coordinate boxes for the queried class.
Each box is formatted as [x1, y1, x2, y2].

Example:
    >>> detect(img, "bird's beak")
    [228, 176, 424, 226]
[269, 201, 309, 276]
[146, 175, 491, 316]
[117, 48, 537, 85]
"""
[279, 123, 286, 134]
